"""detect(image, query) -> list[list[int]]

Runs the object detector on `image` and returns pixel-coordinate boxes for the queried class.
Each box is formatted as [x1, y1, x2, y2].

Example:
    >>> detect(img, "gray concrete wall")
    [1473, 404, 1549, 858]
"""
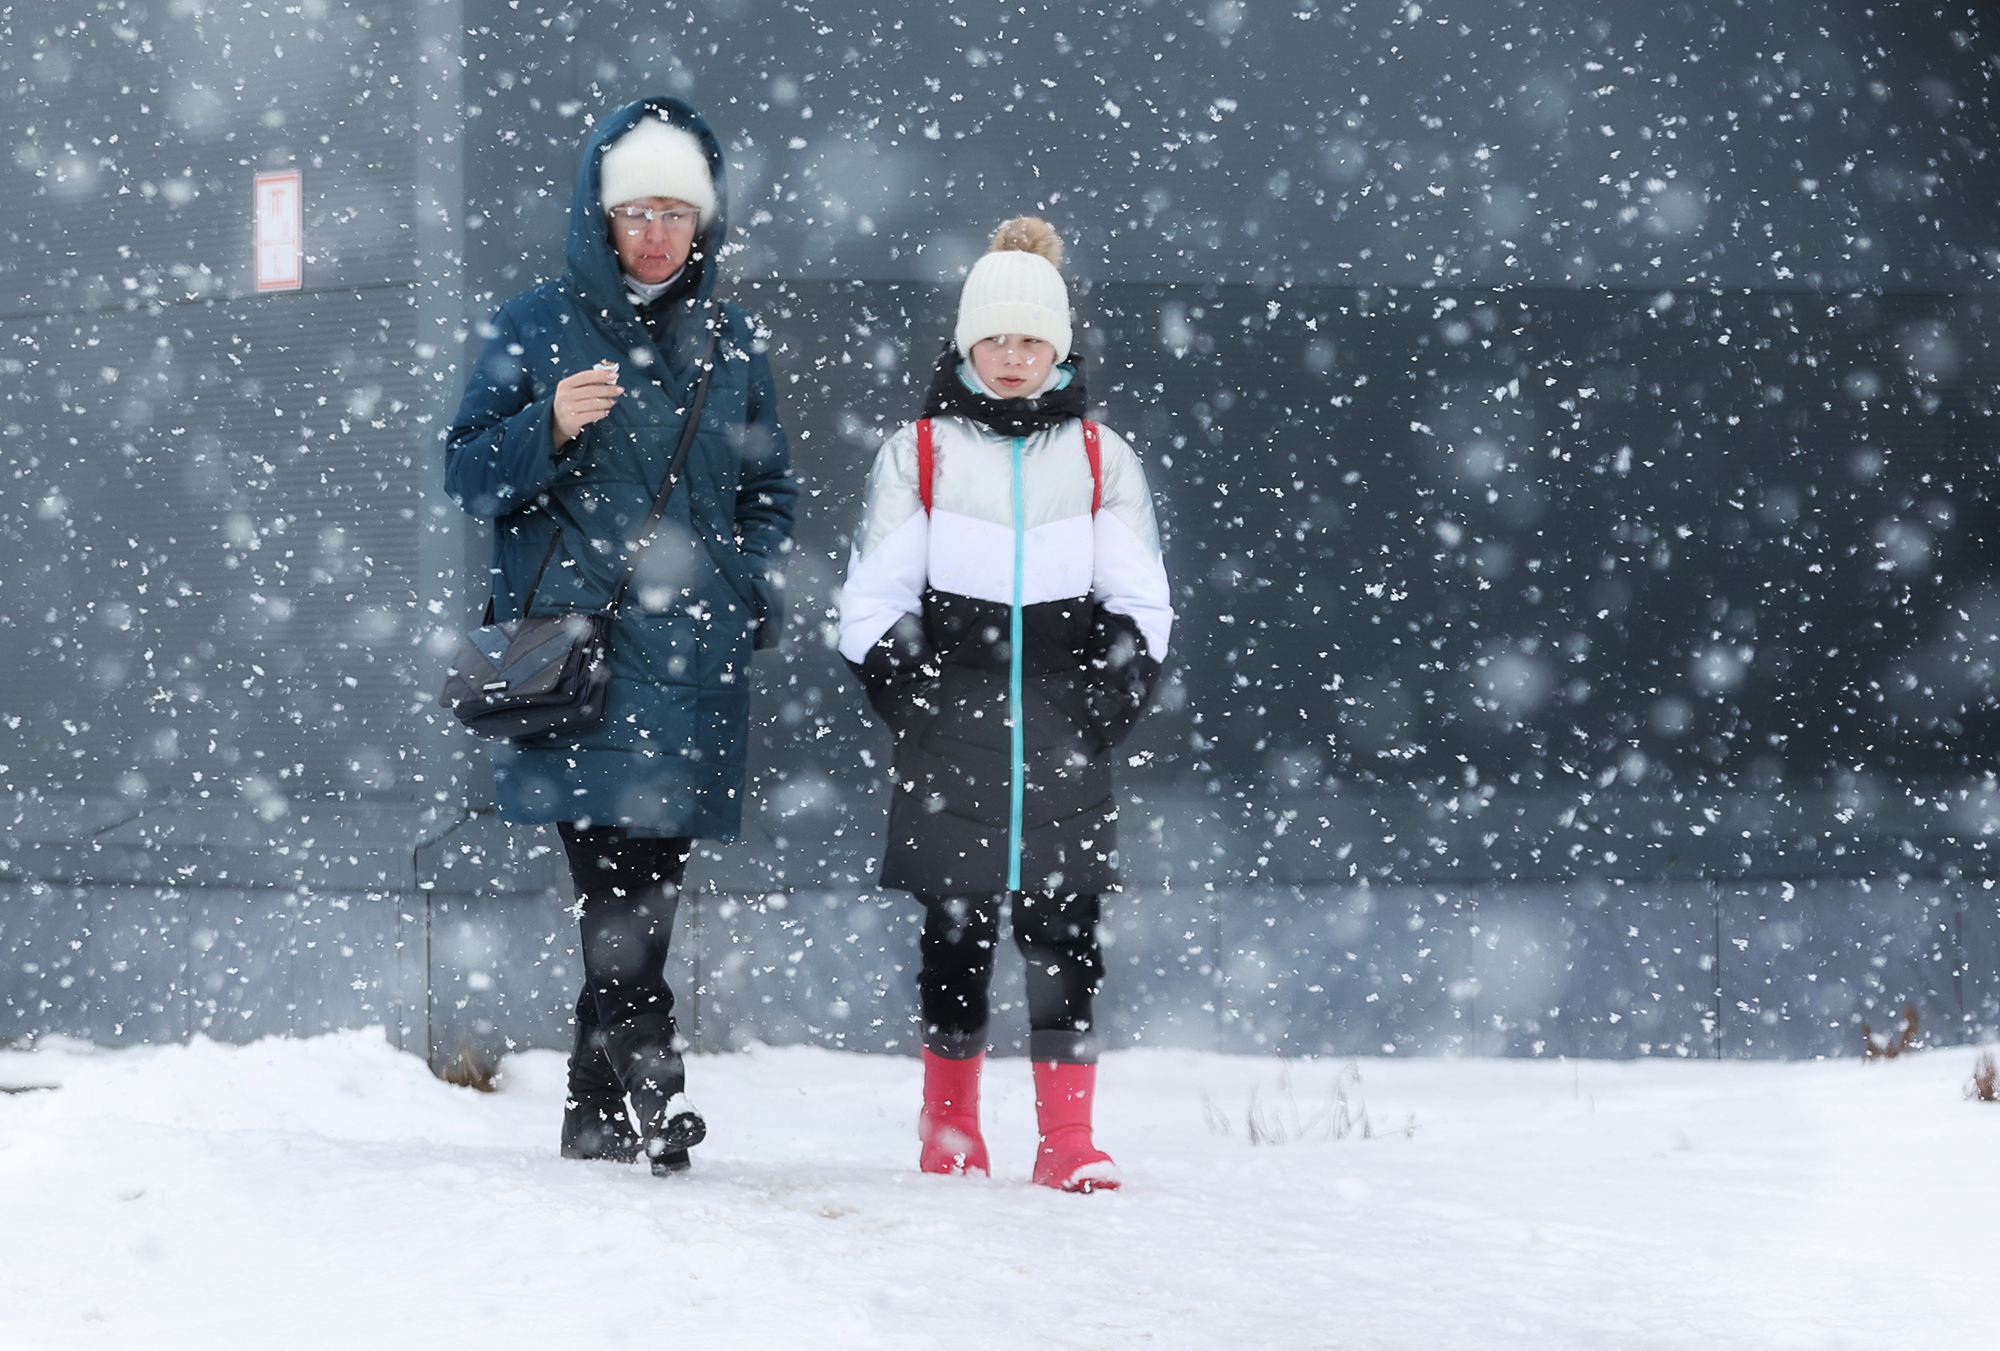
[6, 1, 2000, 1066]
[6, 799, 1994, 1063]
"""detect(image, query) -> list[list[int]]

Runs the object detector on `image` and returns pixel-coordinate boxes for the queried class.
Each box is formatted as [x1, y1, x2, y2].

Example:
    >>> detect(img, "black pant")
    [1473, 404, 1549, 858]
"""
[915, 892, 1104, 1064]
[558, 823, 692, 1034]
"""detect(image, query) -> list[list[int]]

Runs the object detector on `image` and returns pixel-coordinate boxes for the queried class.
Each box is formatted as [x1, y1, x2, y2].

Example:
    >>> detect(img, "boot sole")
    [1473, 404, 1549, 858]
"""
[643, 1108, 706, 1176]
[1036, 1156, 1122, 1193]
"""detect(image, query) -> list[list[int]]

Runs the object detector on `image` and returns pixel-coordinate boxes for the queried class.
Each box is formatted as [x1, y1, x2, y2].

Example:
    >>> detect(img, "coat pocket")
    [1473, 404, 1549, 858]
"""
[871, 675, 942, 738]
[613, 611, 703, 687]
[922, 664, 1010, 752]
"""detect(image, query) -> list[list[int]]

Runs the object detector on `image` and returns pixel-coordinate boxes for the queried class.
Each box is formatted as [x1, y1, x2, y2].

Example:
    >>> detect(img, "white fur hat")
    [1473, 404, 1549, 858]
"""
[955, 218, 1072, 360]
[598, 115, 717, 223]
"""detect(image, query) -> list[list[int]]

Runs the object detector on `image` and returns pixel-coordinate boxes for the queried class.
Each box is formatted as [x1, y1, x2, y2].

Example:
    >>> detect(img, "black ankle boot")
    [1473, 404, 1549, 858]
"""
[603, 1013, 706, 1176]
[561, 1021, 640, 1162]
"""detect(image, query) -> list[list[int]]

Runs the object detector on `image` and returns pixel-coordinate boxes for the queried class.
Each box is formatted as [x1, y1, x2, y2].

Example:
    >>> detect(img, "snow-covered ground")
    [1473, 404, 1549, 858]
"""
[2, 1032, 1994, 1351]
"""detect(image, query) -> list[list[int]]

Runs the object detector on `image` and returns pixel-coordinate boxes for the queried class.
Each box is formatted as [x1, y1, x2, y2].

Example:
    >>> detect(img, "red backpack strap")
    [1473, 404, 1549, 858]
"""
[1081, 420, 1103, 515]
[915, 418, 935, 514]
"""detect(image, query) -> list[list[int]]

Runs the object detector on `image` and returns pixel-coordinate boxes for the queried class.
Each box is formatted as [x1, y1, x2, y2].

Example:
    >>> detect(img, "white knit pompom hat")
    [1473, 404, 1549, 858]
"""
[598, 114, 717, 223]
[954, 217, 1072, 360]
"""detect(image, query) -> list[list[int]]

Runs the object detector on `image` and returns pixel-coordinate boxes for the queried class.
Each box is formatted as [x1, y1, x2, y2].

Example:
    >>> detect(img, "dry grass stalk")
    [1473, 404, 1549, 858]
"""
[1212, 1060, 1411, 1144]
[438, 1041, 499, 1093]
[1861, 1002, 1920, 1060]
[1200, 1088, 1232, 1138]
[1967, 1050, 1998, 1103]
[1246, 1084, 1276, 1145]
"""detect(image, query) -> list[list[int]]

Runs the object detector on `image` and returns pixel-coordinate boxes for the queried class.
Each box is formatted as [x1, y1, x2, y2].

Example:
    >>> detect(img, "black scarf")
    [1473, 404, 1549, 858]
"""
[632, 265, 703, 351]
[918, 346, 1088, 437]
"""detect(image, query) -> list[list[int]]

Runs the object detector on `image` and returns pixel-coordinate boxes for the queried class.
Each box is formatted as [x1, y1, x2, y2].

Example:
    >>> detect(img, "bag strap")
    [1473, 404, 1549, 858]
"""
[515, 533, 562, 615]
[1082, 419, 1103, 515]
[917, 417, 1103, 516]
[519, 313, 721, 618]
[916, 417, 935, 514]
[605, 322, 721, 617]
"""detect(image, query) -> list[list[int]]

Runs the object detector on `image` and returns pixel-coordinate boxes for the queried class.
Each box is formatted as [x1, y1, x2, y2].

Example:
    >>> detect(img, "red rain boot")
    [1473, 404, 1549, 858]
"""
[1031, 1060, 1121, 1193]
[919, 1049, 990, 1176]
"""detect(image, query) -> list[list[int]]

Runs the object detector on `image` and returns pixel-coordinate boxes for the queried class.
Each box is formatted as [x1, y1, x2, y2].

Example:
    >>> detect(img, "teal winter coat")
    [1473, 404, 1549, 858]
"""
[444, 98, 796, 839]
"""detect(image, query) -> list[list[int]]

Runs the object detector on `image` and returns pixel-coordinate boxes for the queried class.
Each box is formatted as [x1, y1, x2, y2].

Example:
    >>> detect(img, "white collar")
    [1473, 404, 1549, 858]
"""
[623, 267, 683, 305]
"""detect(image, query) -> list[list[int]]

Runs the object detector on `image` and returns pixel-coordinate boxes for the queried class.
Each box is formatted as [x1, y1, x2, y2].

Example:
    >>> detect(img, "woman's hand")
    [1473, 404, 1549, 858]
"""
[551, 365, 623, 450]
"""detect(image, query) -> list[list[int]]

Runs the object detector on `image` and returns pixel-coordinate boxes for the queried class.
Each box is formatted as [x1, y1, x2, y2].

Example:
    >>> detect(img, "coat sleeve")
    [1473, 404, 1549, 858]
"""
[1090, 424, 1173, 661]
[1085, 424, 1173, 748]
[837, 425, 939, 729]
[732, 322, 799, 651]
[837, 424, 928, 663]
[443, 306, 564, 520]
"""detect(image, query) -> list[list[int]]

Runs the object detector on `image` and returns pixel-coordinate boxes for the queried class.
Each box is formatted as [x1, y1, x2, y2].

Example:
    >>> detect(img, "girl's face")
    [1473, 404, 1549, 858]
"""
[970, 334, 1057, 399]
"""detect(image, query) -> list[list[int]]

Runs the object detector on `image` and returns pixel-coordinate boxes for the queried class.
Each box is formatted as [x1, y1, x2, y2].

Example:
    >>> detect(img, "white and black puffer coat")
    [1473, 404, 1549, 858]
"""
[839, 352, 1173, 896]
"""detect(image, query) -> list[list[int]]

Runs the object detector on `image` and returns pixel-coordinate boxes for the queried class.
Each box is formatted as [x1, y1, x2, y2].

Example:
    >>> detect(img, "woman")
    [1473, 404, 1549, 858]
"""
[445, 98, 796, 1175]
[838, 218, 1173, 1190]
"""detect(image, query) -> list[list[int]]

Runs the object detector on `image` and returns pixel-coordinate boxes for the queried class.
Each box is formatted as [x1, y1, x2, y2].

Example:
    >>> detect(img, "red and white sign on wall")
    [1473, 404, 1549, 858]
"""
[254, 171, 303, 292]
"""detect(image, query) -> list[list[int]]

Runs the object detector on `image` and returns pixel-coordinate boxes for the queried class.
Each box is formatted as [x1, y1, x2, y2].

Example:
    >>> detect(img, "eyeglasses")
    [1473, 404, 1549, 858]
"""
[608, 206, 700, 234]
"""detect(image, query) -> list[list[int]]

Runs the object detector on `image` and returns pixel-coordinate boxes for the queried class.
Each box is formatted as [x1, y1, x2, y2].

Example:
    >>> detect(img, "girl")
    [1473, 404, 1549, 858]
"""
[838, 219, 1173, 1191]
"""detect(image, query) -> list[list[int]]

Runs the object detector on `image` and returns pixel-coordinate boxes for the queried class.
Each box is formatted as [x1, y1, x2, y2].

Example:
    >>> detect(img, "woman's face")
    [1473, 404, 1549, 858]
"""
[608, 196, 700, 284]
[970, 334, 1057, 399]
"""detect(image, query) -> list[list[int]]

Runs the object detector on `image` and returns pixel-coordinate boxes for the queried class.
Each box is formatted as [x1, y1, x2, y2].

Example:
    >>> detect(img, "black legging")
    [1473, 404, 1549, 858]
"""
[915, 892, 1104, 1064]
[558, 823, 692, 1033]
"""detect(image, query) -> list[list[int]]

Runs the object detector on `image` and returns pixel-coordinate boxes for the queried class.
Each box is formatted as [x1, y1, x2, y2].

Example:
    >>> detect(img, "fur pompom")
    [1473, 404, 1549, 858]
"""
[988, 216, 1063, 270]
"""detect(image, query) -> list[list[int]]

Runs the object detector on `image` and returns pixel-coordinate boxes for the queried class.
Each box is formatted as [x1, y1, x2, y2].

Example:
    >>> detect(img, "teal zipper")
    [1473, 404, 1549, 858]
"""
[1006, 434, 1026, 893]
